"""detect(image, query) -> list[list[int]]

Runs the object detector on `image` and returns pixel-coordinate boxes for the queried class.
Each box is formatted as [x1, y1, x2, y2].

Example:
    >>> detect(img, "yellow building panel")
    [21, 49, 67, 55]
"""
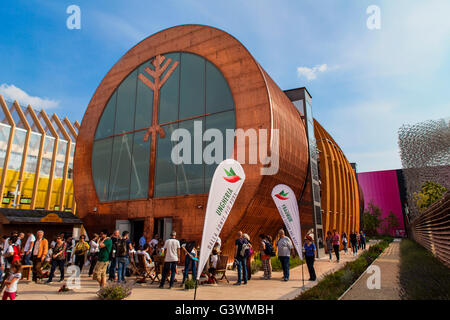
[0, 168, 74, 210]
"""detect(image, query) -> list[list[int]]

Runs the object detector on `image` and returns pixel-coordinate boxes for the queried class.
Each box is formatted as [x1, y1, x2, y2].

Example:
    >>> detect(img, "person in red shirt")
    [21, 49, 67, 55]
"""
[9, 236, 21, 264]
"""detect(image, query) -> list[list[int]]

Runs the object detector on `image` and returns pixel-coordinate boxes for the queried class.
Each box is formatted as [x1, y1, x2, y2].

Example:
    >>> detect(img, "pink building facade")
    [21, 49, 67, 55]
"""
[357, 170, 406, 237]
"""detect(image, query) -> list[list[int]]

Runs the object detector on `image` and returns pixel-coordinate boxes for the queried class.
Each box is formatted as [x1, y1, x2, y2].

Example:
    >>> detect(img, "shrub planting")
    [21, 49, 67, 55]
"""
[251, 255, 303, 273]
[184, 279, 197, 290]
[296, 239, 392, 300]
[97, 282, 133, 300]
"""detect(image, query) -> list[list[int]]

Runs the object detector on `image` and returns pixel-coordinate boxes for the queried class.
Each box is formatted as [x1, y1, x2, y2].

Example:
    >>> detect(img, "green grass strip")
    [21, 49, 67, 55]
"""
[399, 239, 450, 300]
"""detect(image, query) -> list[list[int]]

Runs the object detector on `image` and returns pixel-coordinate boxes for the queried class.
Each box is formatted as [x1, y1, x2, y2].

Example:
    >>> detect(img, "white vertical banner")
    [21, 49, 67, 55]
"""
[196, 159, 246, 280]
[271, 184, 303, 259]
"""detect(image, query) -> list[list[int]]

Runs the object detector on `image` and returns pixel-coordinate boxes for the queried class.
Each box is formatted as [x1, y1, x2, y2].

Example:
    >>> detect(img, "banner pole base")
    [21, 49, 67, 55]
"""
[302, 262, 305, 290]
[194, 280, 198, 300]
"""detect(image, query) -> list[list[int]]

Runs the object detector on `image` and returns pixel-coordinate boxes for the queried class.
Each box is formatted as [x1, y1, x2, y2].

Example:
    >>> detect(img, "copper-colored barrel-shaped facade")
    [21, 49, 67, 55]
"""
[74, 25, 309, 255]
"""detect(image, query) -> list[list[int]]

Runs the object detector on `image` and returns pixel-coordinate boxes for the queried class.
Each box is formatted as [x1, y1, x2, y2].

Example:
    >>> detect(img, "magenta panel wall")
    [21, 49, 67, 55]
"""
[357, 170, 405, 236]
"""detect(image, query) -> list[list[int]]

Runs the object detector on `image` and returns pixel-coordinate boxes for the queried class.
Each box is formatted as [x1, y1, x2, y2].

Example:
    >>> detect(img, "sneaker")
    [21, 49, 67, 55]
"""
[243, 282, 247, 285]
[158, 285, 164, 289]
[233, 282, 241, 286]
[45, 280, 52, 284]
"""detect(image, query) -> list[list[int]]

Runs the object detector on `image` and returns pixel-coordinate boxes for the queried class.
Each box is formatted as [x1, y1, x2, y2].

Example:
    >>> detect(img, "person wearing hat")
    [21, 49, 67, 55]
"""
[303, 235, 316, 281]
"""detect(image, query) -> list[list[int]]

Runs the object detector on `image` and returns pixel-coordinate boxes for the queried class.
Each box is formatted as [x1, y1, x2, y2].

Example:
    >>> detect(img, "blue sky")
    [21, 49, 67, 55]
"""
[0, 0, 449, 172]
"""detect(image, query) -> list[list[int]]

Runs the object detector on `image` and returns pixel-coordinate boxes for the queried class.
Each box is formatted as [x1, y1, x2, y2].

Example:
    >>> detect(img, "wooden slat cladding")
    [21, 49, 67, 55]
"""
[410, 191, 450, 267]
[313, 120, 361, 243]
[220, 67, 309, 257]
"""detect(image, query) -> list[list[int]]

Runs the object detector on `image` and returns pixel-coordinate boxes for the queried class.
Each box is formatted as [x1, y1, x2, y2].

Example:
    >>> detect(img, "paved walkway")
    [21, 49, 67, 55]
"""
[15, 242, 375, 300]
[340, 240, 401, 300]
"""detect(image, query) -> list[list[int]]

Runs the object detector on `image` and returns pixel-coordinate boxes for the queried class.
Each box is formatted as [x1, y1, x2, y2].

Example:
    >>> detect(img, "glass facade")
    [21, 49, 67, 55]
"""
[0, 124, 75, 177]
[0, 110, 76, 211]
[25, 132, 42, 173]
[285, 89, 323, 251]
[305, 99, 323, 233]
[92, 52, 235, 201]
[154, 123, 177, 197]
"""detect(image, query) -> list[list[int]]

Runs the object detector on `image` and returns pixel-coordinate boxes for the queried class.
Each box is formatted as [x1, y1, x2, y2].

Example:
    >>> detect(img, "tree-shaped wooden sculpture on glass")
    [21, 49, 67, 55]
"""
[138, 54, 179, 196]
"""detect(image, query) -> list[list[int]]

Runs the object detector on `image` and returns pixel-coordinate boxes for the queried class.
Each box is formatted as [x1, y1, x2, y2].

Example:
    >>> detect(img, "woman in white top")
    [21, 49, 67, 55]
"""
[206, 249, 219, 284]
[88, 234, 99, 276]
[137, 244, 154, 268]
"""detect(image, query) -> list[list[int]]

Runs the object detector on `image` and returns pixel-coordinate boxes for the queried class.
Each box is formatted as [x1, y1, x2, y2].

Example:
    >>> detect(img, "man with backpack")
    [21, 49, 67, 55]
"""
[259, 234, 275, 280]
[233, 231, 249, 285]
[108, 230, 120, 281]
[115, 231, 132, 283]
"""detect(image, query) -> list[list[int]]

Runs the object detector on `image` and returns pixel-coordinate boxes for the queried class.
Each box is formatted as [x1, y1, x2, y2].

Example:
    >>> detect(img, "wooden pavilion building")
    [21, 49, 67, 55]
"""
[74, 25, 360, 255]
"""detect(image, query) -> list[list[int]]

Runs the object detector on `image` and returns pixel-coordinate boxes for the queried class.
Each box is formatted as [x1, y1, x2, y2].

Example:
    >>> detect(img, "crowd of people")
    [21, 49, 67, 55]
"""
[0, 228, 210, 297]
[325, 230, 367, 262]
[0, 227, 367, 300]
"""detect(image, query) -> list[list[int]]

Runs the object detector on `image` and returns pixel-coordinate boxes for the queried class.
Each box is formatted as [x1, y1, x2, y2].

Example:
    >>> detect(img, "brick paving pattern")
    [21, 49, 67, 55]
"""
[341, 240, 401, 300]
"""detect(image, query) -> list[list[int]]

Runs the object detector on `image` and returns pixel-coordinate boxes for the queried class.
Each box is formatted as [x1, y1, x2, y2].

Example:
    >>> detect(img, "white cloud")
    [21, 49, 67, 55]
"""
[297, 64, 328, 81]
[0, 84, 59, 109]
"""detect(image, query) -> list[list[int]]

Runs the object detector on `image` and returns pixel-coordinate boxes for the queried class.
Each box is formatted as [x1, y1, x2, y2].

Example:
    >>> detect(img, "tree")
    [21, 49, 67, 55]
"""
[414, 181, 447, 212]
[362, 201, 383, 236]
[384, 211, 400, 235]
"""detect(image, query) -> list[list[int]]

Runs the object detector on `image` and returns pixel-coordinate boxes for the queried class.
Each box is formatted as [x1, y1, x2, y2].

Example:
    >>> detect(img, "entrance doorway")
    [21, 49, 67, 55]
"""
[131, 219, 144, 245]
[115, 220, 131, 236]
[154, 218, 172, 241]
